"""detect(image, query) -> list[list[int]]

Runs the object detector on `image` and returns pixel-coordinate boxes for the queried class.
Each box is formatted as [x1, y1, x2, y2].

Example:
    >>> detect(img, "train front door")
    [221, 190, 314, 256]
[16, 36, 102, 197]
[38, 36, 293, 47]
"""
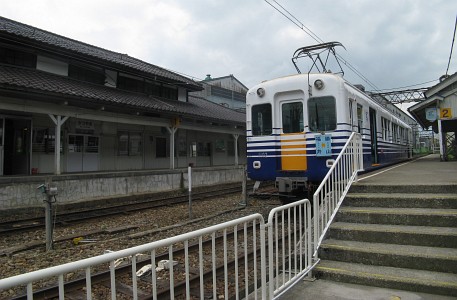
[369, 108, 379, 164]
[280, 100, 306, 171]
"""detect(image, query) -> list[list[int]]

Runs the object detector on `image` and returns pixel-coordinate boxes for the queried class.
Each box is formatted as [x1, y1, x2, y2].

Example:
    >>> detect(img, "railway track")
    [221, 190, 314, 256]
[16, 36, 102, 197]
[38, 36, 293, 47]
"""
[0, 184, 256, 235]
[1, 196, 308, 300]
[10, 224, 269, 300]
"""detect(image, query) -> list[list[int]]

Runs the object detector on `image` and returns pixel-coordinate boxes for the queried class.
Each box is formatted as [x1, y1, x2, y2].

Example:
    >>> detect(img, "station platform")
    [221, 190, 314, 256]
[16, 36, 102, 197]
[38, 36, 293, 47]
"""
[357, 154, 457, 186]
[0, 165, 245, 211]
[278, 154, 457, 300]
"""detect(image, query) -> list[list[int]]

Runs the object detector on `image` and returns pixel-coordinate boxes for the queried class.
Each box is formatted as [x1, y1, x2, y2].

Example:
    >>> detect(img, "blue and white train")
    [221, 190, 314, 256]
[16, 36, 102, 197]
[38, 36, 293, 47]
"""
[246, 72, 413, 199]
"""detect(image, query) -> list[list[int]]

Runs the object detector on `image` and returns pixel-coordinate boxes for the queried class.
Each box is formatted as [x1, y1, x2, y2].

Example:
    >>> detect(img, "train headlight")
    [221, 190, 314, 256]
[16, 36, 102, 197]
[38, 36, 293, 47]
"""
[314, 79, 324, 90]
[257, 87, 265, 97]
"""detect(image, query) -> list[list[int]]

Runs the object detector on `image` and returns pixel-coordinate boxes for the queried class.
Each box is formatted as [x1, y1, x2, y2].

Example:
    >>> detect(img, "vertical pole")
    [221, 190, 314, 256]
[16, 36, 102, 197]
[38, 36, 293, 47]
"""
[260, 223, 267, 300]
[55, 116, 61, 175]
[240, 165, 248, 206]
[233, 134, 239, 166]
[438, 119, 444, 161]
[48, 115, 68, 175]
[168, 127, 177, 170]
[188, 165, 192, 219]
[45, 193, 53, 251]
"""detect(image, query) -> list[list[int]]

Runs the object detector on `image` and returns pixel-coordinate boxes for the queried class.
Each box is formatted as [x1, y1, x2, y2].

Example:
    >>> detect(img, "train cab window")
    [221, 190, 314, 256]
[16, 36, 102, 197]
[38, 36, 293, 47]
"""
[308, 96, 336, 132]
[282, 102, 304, 133]
[252, 104, 272, 136]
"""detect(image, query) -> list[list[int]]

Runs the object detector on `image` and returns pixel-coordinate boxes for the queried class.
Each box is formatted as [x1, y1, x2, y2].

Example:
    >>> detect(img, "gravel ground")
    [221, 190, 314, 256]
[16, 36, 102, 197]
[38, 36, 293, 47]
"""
[0, 185, 280, 298]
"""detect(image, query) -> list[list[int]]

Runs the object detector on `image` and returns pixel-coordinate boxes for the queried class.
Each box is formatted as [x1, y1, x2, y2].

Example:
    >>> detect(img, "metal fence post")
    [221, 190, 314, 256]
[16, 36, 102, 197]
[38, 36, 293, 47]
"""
[188, 165, 193, 219]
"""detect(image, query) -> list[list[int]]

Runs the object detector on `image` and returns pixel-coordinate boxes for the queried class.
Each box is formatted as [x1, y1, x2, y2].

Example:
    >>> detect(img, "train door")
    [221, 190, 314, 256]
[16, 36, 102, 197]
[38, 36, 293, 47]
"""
[280, 100, 306, 170]
[349, 99, 355, 132]
[369, 108, 379, 164]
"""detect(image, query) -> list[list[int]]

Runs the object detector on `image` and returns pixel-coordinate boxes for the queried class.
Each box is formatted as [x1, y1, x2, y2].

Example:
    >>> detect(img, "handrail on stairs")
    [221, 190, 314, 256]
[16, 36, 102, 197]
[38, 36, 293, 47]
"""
[313, 132, 364, 257]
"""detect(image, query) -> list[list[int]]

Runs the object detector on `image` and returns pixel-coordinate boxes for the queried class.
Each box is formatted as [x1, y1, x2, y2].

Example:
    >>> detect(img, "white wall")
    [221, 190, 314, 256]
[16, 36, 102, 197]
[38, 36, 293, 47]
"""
[36, 55, 68, 76]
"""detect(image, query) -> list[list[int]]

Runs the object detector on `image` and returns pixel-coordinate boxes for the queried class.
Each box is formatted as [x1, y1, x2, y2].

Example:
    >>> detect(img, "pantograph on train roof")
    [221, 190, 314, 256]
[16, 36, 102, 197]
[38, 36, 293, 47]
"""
[291, 41, 346, 75]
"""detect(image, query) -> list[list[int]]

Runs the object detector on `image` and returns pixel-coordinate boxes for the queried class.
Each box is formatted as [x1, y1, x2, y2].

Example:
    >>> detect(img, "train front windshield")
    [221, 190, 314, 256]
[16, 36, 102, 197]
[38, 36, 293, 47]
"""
[308, 96, 336, 132]
[252, 103, 272, 136]
[282, 102, 304, 133]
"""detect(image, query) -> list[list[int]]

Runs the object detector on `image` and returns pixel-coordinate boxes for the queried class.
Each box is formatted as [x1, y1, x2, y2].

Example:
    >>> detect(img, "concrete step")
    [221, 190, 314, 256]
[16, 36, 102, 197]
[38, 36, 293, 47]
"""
[329, 222, 457, 248]
[344, 193, 457, 209]
[336, 207, 457, 227]
[314, 260, 457, 297]
[319, 239, 457, 274]
[349, 184, 457, 194]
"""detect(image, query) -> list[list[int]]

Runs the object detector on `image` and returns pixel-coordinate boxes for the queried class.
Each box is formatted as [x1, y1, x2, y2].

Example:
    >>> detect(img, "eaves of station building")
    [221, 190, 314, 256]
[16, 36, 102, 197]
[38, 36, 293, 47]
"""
[0, 16, 246, 177]
[408, 72, 457, 161]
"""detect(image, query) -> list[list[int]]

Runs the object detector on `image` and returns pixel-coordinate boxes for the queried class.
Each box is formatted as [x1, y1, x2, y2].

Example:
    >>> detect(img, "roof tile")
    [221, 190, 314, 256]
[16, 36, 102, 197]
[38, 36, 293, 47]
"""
[0, 16, 202, 89]
[0, 65, 245, 124]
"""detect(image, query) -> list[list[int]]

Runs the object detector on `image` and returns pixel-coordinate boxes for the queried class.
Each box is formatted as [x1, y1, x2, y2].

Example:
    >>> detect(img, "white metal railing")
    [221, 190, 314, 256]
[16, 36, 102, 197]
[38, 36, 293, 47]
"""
[0, 214, 266, 300]
[313, 132, 363, 256]
[1, 144, 364, 300]
[266, 199, 316, 299]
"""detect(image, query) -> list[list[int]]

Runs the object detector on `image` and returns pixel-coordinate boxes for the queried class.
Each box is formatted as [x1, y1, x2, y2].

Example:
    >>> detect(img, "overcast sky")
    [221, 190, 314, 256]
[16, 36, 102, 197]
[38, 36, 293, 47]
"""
[2, 0, 456, 97]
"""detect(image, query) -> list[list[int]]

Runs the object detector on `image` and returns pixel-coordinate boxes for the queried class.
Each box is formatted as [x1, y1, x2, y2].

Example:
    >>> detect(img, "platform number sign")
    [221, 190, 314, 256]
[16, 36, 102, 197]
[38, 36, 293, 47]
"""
[315, 134, 332, 157]
[440, 108, 452, 119]
[425, 108, 438, 122]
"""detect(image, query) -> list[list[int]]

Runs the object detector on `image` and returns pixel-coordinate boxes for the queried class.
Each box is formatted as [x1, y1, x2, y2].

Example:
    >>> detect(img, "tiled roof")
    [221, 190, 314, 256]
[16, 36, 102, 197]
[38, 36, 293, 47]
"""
[0, 16, 202, 90]
[0, 64, 245, 124]
[187, 96, 245, 124]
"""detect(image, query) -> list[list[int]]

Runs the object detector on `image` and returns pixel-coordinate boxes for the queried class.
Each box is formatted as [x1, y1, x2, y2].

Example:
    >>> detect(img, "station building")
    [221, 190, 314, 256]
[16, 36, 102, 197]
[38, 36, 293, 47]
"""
[409, 73, 457, 161]
[0, 16, 247, 209]
[193, 74, 248, 112]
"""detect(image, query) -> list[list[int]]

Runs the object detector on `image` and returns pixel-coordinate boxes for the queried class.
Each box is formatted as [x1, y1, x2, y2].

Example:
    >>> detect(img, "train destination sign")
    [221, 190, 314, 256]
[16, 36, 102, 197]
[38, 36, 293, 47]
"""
[315, 134, 332, 157]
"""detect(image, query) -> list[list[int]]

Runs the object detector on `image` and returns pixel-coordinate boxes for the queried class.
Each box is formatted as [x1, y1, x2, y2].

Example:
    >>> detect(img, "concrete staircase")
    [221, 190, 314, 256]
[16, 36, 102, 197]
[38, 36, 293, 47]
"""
[314, 184, 457, 297]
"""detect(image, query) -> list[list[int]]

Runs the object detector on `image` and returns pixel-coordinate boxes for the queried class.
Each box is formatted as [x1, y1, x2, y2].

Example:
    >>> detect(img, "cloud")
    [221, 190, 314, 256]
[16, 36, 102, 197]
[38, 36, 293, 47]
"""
[2, 0, 456, 90]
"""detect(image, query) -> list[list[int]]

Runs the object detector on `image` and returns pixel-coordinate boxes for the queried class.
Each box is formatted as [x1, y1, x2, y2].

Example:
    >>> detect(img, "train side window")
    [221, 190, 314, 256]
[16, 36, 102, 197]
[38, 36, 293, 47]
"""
[348, 99, 354, 131]
[357, 104, 363, 133]
[282, 102, 304, 133]
[252, 104, 272, 136]
[381, 117, 387, 140]
[308, 96, 336, 132]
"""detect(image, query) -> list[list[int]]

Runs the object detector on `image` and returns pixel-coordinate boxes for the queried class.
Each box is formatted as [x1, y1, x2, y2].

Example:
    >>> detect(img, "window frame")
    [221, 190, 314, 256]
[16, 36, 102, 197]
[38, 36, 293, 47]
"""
[117, 131, 143, 156]
[0, 46, 37, 68]
[281, 101, 304, 134]
[307, 96, 337, 132]
[251, 103, 272, 136]
[68, 64, 105, 85]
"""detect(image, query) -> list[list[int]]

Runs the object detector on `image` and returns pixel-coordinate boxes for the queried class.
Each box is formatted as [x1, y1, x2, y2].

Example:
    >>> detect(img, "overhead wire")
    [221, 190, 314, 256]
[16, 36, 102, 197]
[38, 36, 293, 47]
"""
[372, 79, 438, 92]
[445, 14, 457, 76]
[264, 0, 388, 91]
[267, 0, 323, 44]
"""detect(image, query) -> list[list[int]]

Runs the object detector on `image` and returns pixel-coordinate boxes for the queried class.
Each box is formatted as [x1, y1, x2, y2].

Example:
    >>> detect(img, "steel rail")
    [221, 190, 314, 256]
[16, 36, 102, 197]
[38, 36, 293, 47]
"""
[0, 184, 254, 234]
[8, 223, 259, 299]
